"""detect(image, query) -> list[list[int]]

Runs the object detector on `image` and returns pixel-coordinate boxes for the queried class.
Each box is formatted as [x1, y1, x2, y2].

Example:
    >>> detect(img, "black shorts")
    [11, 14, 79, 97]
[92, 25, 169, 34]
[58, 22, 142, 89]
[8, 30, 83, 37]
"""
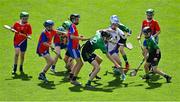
[118, 36, 127, 45]
[81, 41, 96, 63]
[147, 52, 161, 66]
[65, 50, 70, 57]
[14, 40, 27, 52]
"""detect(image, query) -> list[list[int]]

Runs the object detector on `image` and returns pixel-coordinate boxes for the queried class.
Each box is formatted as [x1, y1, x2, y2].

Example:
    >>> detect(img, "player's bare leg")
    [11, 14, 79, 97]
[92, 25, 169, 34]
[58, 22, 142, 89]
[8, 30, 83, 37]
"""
[19, 51, 25, 72]
[12, 48, 20, 74]
[68, 58, 74, 71]
[142, 62, 151, 80]
[64, 56, 74, 72]
[86, 59, 100, 88]
[51, 46, 60, 73]
[144, 62, 150, 74]
[70, 58, 83, 85]
[119, 45, 129, 73]
[89, 55, 102, 79]
[73, 58, 83, 76]
[43, 55, 54, 73]
[111, 54, 126, 80]
[152, 66, 172, 83]
[68, 57, 75, 80]
[38, 54, 54, 81]
[64, 55, 69, 67]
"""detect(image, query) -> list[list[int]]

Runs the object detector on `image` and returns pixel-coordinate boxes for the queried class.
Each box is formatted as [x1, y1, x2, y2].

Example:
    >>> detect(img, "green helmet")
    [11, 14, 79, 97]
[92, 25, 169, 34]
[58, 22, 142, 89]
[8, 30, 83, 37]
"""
[57, 26, 67, 34]
[20, 12, 29, 18]
[62, 21, 71, 30]
[146, 9, 154, 16]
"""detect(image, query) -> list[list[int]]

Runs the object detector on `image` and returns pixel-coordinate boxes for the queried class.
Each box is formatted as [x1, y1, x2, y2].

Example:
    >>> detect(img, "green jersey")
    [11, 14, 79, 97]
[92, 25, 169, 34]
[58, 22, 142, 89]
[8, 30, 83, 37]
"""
[118, 23, 132, 34]
[89, 31, 107, 54]
[143, 36, 159, 54]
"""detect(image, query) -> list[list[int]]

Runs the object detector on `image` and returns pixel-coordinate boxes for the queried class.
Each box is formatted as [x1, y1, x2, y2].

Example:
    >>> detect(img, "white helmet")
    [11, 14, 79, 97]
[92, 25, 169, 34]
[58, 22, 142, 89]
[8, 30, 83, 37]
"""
[110, 15, 120, 24]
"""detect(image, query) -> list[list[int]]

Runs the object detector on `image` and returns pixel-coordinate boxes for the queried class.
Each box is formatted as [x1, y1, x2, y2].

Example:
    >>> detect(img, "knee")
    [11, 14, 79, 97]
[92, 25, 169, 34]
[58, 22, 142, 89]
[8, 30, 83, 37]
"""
[66, 57, 72, 63]
[144, 63, 150, 71]
[144, 63, 148, 68]
[21, 53, 25, 58]
[99, 59, 103, 64]
[119, 48, 124, 52]
[120, 48, 124, 53]
[15, 52, 19, 57]
[152, 67, 157, 72]
[120, 47, 123, 51]
[56, 54, 60, 57]
[95, 66, 100, 72]
[49, 59, 54, 65]
[94, 63, 100, 69]
[56, 52, 60, 56]
[144, 64, 148, 69]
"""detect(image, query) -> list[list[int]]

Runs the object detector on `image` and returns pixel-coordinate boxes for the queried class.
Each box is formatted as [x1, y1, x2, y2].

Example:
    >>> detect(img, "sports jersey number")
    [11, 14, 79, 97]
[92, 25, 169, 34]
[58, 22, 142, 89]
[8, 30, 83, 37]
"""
[90, 39, 97, 44]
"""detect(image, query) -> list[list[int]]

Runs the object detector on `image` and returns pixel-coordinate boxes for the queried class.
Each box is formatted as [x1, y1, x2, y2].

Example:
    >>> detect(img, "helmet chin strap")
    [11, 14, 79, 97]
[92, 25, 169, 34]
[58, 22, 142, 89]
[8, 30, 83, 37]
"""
[20, 20, 27, 25]
[147, 17, 153, 21]
[45, 27, 52, 31]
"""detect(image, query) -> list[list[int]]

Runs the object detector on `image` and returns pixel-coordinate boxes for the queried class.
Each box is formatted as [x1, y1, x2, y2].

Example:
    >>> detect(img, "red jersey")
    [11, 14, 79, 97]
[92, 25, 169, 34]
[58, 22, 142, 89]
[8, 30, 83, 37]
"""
[13, 21, 32, 46]
[53, 34, 61, 44]
[37, 29, 57, 54]
[142, 19, 160, 35]
[53, 33, 68, 45]
[67, 24, 79, 49]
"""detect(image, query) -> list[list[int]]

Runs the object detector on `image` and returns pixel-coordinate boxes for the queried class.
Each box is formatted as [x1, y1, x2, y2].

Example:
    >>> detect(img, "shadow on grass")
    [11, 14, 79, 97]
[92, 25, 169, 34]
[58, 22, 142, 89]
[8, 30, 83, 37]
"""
[134, 83, 144, 87]
[150, 74, 162, 82]
[103, 71, 129, 88]
[103, 70, 113, 76]
[48, 71, 70, 83]
[5, 72, 32, 81]
[92, 80, 103, 87]
[49, 71, 81, 84]
[145, 81, 162, 89]
[83, 87, 115, 92]
[68, 80, 114, 93]
[82, 77, 128, 92]
[145, 74, 163, 89]
[37, 81, 56, 90]
[69, 85, 115, 92]
[106, 76, 128, 88]
[69, 85, 83, 92]
[48, 71, 68, 77]
[83, 80, 115, 92]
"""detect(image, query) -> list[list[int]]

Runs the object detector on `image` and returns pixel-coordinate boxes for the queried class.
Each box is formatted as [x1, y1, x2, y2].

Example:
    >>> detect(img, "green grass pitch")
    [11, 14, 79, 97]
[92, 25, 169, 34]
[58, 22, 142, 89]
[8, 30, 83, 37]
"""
[0, 0, 180, 101]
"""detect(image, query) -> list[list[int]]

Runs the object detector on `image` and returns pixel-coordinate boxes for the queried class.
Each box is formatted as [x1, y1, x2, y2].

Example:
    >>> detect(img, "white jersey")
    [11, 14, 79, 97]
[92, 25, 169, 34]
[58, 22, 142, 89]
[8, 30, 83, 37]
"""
[107, 27, 125, 53]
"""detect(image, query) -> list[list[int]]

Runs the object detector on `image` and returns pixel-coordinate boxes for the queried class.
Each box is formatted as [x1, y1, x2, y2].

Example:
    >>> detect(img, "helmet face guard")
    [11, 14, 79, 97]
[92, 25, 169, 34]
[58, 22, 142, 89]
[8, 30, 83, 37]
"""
[70, 14, 80, 24]
[110, 15, 119, 24]
[146, 9, 154, 16]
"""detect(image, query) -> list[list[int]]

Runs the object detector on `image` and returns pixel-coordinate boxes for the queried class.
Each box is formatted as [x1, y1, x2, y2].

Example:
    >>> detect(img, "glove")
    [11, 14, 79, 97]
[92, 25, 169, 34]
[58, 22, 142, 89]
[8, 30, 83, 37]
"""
[27, 35, 32, 39]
